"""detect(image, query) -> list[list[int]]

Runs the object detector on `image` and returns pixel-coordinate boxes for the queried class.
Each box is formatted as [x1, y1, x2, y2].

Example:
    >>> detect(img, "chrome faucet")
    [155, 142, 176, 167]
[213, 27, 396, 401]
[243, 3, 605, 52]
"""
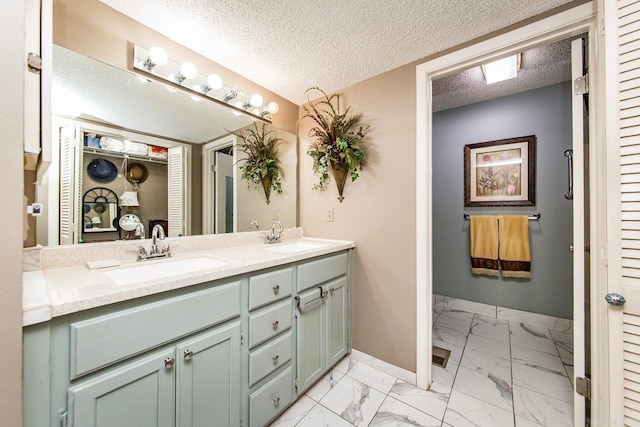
[248, 219, 260, 231]
[138, 224, 171, 261]
[264, 220, 284, 244]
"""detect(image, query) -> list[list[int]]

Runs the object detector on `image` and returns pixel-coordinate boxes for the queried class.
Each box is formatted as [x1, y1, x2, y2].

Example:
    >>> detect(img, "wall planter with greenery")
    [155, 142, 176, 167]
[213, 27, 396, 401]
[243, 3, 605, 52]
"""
[235, 123, 285, 204]
[302, 87, 368, 202]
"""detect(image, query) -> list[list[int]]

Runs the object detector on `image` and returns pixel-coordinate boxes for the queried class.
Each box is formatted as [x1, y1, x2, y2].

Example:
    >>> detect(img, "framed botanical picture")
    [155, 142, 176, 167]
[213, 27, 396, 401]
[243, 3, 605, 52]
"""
[464, 135, 536, 207]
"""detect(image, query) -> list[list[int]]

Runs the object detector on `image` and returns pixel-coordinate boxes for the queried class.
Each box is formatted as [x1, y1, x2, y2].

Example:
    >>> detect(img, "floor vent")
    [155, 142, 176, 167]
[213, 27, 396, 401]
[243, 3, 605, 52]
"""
[432, 346, 451, 369]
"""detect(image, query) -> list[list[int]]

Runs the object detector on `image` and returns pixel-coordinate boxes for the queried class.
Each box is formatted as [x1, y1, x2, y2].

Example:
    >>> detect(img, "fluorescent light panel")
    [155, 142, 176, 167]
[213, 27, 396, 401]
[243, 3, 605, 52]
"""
[482, 55, 519, 84]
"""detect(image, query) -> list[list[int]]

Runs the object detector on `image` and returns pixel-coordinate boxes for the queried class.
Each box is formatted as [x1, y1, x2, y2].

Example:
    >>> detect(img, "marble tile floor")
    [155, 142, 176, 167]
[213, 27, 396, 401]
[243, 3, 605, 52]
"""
[269, 300, 574, 427]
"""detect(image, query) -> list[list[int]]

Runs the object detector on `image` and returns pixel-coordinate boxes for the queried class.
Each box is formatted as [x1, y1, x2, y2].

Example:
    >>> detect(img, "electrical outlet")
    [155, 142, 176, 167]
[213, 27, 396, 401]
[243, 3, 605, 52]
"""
[326, 208, 334, 222]
[272, 209, 278, 220]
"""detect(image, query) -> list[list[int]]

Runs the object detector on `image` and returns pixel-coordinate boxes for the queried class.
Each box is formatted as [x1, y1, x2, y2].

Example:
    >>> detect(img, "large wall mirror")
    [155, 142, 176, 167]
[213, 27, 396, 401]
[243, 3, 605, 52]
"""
[38, 45, 297, 246]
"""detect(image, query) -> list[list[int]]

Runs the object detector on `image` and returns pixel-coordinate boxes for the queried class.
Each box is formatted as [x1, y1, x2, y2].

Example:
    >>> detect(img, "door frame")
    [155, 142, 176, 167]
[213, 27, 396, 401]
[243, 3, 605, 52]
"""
[202, 135, 236, 234]
[415, 0, 606, 420]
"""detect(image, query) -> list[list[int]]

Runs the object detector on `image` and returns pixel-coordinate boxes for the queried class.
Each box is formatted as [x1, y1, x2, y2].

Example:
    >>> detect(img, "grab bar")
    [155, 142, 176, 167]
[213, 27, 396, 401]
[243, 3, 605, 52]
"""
[463, 213, 541, 220]
[564, 149, 573, 200]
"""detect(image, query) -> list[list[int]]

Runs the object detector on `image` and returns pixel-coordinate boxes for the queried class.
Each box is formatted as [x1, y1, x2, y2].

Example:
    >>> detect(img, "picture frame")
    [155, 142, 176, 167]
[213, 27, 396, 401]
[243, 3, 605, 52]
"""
[464, 135, 536, 207]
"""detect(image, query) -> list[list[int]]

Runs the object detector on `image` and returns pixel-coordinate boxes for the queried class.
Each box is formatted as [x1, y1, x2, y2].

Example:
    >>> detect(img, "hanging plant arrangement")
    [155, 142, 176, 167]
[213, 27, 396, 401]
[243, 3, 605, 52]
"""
[302, 86, 369, 202]
[235, 122, 286, 205]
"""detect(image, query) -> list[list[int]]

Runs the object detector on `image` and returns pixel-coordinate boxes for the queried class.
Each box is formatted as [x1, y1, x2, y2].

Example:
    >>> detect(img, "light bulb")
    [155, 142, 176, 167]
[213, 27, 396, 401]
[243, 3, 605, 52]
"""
[207, 74, 223, 90]
[233, 101, 244, 115]
[249, 93, 263, 108]
[266, 101, 279, 114]
[148, 47, 168, 66]
[180, 62, 198, 80]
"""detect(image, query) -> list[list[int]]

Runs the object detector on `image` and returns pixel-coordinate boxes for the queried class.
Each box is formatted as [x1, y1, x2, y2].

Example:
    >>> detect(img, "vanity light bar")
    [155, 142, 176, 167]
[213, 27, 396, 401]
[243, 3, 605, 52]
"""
[132, 44, 278, 122]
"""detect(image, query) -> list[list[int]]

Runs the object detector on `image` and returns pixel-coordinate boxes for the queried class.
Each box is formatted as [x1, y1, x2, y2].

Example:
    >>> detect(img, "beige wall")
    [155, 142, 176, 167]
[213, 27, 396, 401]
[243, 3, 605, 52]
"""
[52, 0, 299, 134]
[2, 0, 24, 424]
[298, 64, 418, 371]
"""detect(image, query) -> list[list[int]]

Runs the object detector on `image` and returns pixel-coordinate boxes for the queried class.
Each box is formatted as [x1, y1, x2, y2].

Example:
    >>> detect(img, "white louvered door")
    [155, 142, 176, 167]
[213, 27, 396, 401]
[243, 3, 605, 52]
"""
[59, 124, 80, 245]
[167, 145, 189, 237]
[611, 0, 640, 424]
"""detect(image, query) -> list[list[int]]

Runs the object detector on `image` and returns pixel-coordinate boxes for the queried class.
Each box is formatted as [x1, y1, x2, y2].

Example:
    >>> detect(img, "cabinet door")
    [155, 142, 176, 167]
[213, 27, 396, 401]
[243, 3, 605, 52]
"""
[176, 321, 241, 427]
[326, 277, 348, 367]
[68, 349, 175, 427]
[296, 288, 325, 393]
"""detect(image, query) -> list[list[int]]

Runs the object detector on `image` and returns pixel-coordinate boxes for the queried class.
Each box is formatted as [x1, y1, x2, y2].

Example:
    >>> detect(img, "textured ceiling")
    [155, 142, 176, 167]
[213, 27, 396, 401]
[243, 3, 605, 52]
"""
[99, 0, 573, 104]
[433, 37, 575, 112]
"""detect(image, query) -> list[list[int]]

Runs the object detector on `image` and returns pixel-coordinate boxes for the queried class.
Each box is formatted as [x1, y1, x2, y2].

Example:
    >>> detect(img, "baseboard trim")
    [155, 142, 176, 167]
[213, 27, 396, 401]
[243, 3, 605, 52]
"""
[350, 349, 417, 385]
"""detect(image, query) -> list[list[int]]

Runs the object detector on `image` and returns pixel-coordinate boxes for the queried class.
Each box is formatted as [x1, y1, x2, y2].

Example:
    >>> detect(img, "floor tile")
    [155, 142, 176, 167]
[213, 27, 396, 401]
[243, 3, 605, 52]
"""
[460, 347, 512, 382]
[306, 369, 345, 402]
[509, 323, 558, 355]
[515, 415, 544, 427]
[443, 390, 514, 427]
[512, 362, 574, 403]
[296, 403, 354, 427]
[451, 299, 497, 317]
[388, 380, 450, 420]
[470, 315, 510, 343]
[498, 307, 572, 332]
[465, 334, 511, 361]
[435, 310, 475, 333]
[346, 361, 397, 394]
[333, 355, 358, 375]
[320, 375, 385, 426]
[510, 345, 566, 376]
[432, 361, 459, 389]
[269, 395, 316, 426]
[369, 396, 441, 426]
[513, 385, 574, 426]
[453, 366, 513, 411]
[433, 324, 468, 347]
[435, 295, 457, 309]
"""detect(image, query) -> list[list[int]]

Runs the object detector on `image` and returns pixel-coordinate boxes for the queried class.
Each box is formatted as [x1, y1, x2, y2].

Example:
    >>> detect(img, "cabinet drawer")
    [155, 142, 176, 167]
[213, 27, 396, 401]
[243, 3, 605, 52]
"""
[297, 252, 347, 292]
[249, 331, 292, 386]
[249, 366, 293, 427]
[249, 267, 293, 310]
[70, 281, 241, 378]
[249, 300, 292, 349]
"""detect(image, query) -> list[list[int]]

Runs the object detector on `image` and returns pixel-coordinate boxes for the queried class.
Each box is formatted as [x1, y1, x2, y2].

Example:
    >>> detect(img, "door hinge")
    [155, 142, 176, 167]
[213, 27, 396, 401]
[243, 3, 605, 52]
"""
[58, 409, 68, 427]
[576, 376, 591, 400]
[240, 330, 244, 346]
[27, 52, 42, 74]
[213, 165, 218, 173]
[294, 377, 298, 389]
[574, 74, 588, 95]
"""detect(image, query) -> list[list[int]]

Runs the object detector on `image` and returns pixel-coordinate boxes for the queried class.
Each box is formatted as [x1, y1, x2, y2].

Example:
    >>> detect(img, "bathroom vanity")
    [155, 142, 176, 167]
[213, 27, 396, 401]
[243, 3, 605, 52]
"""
[22, 230, 353, 427]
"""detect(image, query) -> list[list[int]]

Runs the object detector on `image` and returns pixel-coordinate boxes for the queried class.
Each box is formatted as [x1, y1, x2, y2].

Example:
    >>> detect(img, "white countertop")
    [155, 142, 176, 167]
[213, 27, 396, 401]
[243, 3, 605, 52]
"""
[23, 234, 355, 327]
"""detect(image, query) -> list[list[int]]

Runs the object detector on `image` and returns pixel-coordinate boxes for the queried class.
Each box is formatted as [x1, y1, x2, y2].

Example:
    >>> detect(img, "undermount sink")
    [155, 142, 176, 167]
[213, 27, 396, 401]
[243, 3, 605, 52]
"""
[104, 257, 228, 286]
[263, 241, 330, 254]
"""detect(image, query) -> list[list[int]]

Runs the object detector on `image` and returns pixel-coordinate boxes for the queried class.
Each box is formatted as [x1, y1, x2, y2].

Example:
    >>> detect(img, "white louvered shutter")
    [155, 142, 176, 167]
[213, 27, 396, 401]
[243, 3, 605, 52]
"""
[59, 124, 80, 245]
[167, 146, 188, 237]
[614, 0, 640, 424]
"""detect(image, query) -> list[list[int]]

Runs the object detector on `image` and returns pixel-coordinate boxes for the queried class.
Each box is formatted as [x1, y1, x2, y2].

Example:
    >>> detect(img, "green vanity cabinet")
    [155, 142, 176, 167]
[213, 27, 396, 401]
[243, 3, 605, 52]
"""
[295, 253, 350, 394]
[23, 248, 353, 427]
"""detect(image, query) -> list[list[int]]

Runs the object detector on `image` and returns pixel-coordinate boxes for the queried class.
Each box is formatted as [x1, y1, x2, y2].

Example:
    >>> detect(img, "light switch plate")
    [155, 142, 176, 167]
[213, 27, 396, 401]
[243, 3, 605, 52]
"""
[326, 208, 334, 222]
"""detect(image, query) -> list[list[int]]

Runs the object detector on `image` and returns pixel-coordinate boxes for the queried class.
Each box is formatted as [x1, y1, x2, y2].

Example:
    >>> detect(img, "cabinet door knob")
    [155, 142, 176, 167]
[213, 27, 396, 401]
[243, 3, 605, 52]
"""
[272, 320, 279, 329]
[184, 349, 193, 361]
[329, 287, 335, 295]
[272, 284, 280, 293]
[273, 397, 280, 406]
[164, 357, 175, 369]
[272, 354, 279, 364]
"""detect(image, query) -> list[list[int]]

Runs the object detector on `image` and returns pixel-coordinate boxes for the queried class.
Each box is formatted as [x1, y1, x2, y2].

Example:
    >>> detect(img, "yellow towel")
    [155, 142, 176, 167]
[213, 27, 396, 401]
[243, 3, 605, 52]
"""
[499, 215, 531, 279]
[470, 216, 499, 277]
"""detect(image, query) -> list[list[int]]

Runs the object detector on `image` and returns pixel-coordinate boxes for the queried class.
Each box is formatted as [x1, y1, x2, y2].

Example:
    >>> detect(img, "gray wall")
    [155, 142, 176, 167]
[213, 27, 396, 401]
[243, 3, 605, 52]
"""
[433, 82, 573, 319]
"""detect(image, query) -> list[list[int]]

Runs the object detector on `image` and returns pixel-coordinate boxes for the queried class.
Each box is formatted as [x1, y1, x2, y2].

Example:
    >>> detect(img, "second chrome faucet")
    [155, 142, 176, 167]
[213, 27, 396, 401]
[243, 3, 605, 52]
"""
[138, 224, 171, 261]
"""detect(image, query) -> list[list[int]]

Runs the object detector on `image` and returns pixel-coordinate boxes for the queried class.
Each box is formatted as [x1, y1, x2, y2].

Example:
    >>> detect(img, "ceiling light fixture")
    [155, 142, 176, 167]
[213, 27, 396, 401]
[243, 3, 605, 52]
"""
[132, 45, 279, 121]
[482, 54, 521, 84]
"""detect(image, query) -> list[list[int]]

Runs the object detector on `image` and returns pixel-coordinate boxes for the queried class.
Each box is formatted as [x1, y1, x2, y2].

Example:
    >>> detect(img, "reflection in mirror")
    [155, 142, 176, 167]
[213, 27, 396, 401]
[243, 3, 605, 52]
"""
[37, 45, 297, 247]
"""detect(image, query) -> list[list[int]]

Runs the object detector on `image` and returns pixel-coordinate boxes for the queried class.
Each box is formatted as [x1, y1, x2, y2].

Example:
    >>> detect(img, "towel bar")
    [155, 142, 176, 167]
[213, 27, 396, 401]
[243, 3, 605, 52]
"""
[463, 213, 541, 220]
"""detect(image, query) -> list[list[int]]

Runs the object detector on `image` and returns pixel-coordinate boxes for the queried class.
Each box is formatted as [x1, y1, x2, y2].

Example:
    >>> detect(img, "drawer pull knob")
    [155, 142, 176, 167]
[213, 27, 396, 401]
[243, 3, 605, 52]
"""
[272, 354, 279, 363]
[273, 397, 280, 406]
[329, 287, 335, 295]
[184, 349, 193, 361]
[272, 284, 280, 293]
[164, 357, 175, 369]
[272, 320, 279, 329]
